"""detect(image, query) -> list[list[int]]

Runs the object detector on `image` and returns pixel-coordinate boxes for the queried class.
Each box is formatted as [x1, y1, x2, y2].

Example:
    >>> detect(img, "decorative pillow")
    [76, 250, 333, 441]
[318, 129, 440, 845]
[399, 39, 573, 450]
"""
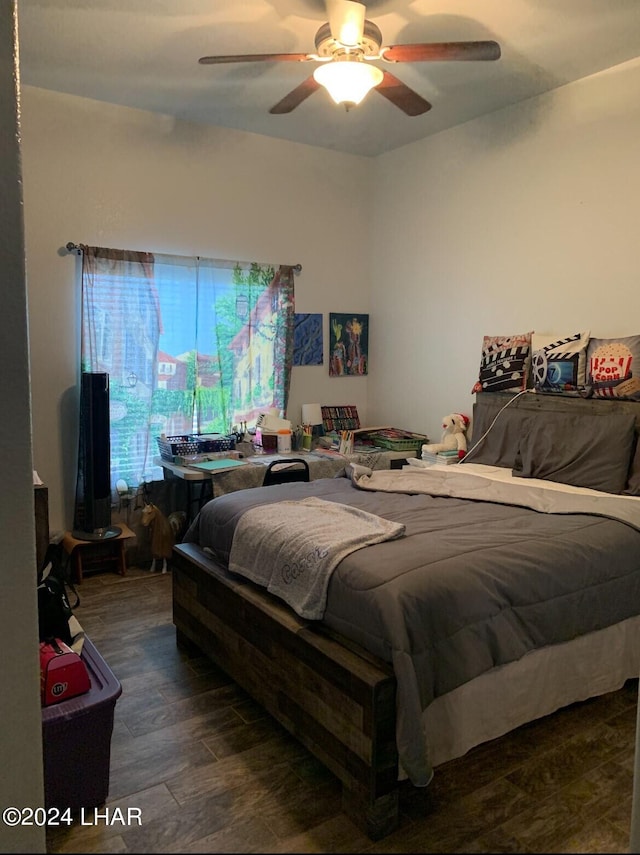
[586, 335, 640, 400]
[471, 332, 533, 394]
[513, 411, 637, 494]
[530, 331, 590, 392]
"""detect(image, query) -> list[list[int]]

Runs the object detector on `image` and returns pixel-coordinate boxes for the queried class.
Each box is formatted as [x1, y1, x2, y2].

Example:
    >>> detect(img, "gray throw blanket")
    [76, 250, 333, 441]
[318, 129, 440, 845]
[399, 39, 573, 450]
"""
[228, 496, 405, 619]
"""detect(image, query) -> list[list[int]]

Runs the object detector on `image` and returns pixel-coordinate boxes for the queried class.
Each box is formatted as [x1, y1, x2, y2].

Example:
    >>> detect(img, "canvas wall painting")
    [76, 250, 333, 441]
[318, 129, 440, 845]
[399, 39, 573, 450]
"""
[329, 313, 369, 376]
[293, 313, 323, 366]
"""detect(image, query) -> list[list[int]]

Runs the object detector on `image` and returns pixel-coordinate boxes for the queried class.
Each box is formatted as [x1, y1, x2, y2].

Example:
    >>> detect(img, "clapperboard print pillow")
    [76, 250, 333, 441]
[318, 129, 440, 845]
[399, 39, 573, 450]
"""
[530, 331, 590, 393]
[472, 332, 533, 394]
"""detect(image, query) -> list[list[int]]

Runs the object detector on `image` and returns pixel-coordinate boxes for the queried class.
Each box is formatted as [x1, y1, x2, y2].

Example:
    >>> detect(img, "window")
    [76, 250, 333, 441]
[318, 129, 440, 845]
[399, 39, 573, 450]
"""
[80, 247, 295, 489]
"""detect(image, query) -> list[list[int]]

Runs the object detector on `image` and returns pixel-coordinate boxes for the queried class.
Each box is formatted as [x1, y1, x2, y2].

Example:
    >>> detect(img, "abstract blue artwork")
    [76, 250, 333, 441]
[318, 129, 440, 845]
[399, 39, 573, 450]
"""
[293, 313, 323, 366]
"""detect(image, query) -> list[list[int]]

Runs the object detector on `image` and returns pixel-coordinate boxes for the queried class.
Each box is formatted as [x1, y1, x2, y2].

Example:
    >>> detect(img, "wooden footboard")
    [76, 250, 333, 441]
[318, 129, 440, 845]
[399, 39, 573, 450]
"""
[171, 542, 400, 840]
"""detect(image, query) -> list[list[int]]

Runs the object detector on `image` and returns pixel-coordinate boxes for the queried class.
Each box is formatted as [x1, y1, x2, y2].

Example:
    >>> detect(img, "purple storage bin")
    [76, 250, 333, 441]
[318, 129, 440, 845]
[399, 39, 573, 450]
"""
[42, 636, 122, 811]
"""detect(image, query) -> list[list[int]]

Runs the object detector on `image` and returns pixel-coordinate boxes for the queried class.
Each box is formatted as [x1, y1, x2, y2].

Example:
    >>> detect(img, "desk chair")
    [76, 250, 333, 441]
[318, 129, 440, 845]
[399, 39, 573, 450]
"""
[263, 458, 310, 486]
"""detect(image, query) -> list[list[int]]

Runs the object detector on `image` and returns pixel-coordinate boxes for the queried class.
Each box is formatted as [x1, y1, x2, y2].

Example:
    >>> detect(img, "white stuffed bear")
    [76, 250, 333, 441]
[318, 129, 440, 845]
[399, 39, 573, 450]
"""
[423, 413, 470, 459]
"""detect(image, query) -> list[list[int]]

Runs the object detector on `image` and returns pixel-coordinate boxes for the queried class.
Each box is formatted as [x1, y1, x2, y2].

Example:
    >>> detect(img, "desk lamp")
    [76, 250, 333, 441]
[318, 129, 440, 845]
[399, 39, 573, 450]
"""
[301, 403, 324, 439]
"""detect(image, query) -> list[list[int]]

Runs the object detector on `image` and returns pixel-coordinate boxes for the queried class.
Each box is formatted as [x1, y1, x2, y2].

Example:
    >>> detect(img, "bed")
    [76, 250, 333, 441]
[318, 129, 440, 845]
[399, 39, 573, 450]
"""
[171, 391, 640, 839]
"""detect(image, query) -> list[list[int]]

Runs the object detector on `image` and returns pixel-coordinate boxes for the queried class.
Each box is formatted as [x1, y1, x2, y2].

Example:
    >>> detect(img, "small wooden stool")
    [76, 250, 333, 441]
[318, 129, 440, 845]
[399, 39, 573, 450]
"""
[62, 524, 135, 584]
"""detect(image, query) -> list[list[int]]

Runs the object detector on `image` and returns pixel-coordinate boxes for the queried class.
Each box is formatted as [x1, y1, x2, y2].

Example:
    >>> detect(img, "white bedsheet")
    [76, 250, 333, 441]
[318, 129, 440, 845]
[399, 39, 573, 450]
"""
[351, 460, 640, 531]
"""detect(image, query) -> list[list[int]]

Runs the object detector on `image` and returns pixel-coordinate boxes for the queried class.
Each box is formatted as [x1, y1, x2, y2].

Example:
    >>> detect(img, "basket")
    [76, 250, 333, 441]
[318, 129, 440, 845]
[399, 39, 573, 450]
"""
[156, 434, 236, 461]
[368, 429, 428, 452]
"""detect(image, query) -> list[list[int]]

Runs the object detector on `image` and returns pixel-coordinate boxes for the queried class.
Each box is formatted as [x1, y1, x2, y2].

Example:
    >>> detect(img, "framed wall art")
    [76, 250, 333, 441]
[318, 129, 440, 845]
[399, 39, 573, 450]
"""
[293, 313, 323, 366]
[329, 313, 369, 376]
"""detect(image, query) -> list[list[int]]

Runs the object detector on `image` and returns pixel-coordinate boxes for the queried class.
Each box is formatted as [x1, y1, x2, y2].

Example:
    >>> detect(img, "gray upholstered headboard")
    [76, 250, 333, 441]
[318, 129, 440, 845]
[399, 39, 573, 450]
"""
[472, 391, 640, 436]
[470, 391, 640, 494]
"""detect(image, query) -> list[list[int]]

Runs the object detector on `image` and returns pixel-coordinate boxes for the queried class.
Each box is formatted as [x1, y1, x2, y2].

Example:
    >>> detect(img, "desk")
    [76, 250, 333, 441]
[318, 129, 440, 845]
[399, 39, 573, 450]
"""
[62, 524, 135, 583]
[154, 457, 253, 521]
[156, 448, 417, 520]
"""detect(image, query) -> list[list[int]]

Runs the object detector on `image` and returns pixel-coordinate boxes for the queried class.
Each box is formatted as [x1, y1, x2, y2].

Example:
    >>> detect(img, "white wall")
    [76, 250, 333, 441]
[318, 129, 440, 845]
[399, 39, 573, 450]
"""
[0, 3, 45, 851]
[20, 87, 373, 533]
[369, 57, 640, 444]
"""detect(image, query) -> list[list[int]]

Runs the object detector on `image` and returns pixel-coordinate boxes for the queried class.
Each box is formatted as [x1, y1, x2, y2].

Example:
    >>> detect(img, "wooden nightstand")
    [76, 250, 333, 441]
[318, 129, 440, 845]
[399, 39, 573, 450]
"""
[62, 524, 135, 583]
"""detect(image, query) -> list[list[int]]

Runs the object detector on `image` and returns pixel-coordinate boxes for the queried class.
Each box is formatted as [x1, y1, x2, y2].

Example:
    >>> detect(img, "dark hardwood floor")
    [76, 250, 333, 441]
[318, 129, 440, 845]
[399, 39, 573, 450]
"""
[46, 566, 638, 854]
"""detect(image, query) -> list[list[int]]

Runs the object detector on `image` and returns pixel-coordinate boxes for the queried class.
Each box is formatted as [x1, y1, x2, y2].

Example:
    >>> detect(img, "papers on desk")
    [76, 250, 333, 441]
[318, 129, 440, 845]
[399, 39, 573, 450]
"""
[186, 458, 249, 473]
[247, 454, 305, 468]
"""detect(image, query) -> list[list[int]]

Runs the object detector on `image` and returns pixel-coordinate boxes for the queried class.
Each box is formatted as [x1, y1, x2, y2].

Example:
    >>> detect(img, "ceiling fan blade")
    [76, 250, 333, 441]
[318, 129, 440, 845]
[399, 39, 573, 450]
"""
[199, 53, 310, 65]
[375, 71, 431, 116]
[382, 40, 501, 63]
[270, 75, 321, 114]
[326, 0, 365, 46]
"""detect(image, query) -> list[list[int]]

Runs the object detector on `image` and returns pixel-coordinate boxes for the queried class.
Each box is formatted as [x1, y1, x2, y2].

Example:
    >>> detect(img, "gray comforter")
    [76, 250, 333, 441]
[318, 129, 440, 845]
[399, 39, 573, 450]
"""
[183, 467, 640, 785]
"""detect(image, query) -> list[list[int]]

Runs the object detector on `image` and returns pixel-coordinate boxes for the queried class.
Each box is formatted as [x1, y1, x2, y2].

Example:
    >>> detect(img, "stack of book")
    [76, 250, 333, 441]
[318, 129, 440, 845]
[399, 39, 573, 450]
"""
[421, 449, 461, 465]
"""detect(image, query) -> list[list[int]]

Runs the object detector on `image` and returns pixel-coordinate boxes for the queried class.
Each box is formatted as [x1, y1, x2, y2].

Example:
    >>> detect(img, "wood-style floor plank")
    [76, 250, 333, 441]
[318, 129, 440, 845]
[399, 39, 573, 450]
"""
[45, 567, 638, 854]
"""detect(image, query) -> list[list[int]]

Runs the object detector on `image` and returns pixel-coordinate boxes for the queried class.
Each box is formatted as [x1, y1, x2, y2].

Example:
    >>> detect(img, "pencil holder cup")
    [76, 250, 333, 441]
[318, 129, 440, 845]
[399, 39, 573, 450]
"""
[302, 434, 312, 451]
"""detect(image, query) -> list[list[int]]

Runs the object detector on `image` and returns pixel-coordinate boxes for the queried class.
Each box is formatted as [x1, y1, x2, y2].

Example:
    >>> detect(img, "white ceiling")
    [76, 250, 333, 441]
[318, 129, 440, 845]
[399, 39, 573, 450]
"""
[17, 0, 640, 158]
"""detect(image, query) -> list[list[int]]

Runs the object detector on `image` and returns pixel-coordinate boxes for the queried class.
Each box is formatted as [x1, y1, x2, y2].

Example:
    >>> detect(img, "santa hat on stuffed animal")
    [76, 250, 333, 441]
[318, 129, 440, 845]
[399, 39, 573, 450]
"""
[453, 413, 470, 430]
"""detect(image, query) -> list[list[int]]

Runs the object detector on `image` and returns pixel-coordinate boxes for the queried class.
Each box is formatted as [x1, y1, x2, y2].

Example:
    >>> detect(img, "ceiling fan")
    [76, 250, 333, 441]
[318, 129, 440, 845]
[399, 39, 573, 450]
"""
[198, 0, 501, 116]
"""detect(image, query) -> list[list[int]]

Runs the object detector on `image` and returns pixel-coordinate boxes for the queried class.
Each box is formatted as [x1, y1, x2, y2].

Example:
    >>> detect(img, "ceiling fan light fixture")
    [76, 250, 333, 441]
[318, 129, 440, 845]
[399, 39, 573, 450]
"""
[327, 0, 366, 47]
[313, 58, 383, 107]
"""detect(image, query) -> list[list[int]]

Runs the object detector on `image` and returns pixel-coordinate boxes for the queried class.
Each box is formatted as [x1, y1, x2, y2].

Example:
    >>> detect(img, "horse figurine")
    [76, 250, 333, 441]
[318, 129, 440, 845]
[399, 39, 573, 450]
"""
[141, 503, 174, 574]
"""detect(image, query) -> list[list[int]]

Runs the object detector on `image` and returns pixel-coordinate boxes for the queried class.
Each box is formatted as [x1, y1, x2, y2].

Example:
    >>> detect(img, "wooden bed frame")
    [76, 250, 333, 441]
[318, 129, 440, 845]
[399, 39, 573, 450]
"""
[172, 542, 401, 840]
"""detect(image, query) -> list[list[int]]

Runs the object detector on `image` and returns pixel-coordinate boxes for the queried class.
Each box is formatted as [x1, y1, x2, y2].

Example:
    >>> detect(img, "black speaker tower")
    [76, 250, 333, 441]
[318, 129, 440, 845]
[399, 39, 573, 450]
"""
[72, 372, 121, 541]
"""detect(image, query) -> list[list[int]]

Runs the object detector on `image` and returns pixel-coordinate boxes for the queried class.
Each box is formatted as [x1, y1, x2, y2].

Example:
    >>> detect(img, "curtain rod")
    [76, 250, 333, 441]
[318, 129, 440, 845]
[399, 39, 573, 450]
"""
[65, 242, 301, 273]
